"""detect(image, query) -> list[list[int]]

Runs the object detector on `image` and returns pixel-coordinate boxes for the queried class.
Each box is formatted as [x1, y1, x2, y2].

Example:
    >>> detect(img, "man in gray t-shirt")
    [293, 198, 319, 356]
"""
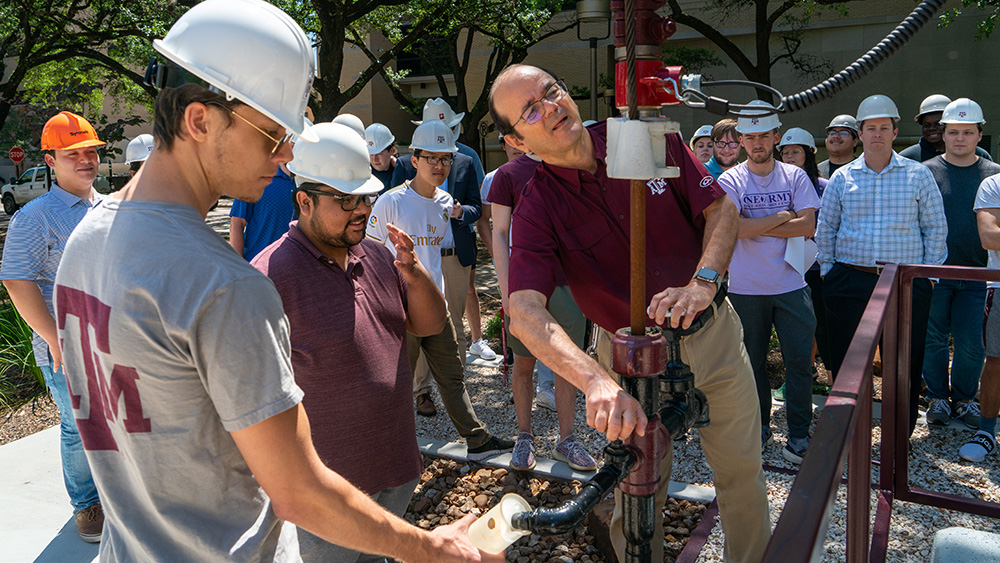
[53, 1, 497, 562]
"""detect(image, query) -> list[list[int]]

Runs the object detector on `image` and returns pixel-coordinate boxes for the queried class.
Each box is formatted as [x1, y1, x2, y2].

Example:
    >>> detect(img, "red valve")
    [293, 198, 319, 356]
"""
[615, 61, 685, 111]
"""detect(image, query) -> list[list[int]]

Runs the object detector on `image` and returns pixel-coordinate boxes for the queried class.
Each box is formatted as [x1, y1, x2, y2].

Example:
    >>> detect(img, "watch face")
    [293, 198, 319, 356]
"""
[697, 267, 719, 282]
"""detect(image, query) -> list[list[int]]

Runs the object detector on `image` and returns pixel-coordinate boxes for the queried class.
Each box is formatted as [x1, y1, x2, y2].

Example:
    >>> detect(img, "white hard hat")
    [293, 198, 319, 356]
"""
[125, 134, 154, 164]
[333, 114, 365, 139]
[735, 100, 782, 134]
[856, 95, 900, 124]
[152, 0, 317, 141]
[915, 94, 951, 122]
[409, 120, 458, 153]
[412, 98, 464, 128]
[941, 98, 985, 125]
[827, 114, 859, 132]
[365, 123, 395, 154]
[691, 124, 714, 142]
[287, 122, 382, 195]
[777, 128, 816, 152]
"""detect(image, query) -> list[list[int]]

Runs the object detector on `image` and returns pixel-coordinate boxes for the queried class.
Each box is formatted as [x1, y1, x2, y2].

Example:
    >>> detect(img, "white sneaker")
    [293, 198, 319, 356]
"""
[959, 430, 996, 463]
[469, 338, 497, 360]
[535, 385, 556, 412]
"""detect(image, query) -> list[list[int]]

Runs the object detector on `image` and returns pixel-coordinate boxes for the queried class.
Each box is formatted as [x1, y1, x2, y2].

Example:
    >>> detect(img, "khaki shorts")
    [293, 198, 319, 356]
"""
[506, 285, 586, 357]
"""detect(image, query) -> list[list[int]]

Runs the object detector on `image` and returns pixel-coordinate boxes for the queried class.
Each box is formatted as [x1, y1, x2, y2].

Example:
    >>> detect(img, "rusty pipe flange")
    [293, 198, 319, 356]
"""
[611, 327, 667, 378]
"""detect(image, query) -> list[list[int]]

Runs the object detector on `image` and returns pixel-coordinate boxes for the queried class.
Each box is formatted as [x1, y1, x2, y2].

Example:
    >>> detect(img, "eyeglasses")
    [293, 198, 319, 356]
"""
[208, 101, 291, 158]
[827, 130, 853, 138]
[303, 189, 379, 211]
[511, 80, 568, 128]
[714, 141, 740, 149]
[415, 154, 454, 167]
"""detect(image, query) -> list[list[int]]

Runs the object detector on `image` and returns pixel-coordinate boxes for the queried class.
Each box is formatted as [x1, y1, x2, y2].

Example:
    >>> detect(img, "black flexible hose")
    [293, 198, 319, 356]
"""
[679, 0, 946, 117]
[779, 0, 946, 112]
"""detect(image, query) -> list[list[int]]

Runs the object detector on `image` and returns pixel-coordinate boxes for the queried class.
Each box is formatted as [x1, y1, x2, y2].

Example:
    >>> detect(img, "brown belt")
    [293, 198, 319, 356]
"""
[845, 263, 883, 275]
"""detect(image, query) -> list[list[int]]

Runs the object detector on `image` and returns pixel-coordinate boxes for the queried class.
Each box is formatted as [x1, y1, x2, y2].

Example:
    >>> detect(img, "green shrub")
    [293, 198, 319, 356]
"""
[0, 285, 45, 410]
[484, 312, 502, 340]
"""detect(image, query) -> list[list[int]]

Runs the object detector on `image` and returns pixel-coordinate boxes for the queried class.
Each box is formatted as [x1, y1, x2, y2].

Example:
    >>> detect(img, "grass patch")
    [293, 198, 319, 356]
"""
[0, 285, 46, 411]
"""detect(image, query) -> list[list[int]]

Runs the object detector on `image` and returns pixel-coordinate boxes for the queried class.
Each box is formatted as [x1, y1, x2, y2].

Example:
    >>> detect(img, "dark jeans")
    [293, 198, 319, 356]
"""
[923, 279, 987, 403]
[730, 288, 816, 439]
[822, 263, 932, 435]
[805, 268, 831, 367]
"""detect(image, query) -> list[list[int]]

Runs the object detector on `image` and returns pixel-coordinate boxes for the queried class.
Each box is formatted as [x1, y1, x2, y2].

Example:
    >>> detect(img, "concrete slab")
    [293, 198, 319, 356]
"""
[0, 426, 98, 563]
[932, 527, 1000, 562]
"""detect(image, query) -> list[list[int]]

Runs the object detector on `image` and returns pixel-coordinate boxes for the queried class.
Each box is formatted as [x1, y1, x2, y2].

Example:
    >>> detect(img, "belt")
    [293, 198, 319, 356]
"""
[667, 281, 728, 337]
[441, 247, 456, 257]
[845, 263, 884, 275]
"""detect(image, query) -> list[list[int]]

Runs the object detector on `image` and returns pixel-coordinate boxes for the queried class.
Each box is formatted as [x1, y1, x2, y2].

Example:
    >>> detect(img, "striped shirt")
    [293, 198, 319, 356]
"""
[0, 184, 104, 364]
[816, 151, 947, 275]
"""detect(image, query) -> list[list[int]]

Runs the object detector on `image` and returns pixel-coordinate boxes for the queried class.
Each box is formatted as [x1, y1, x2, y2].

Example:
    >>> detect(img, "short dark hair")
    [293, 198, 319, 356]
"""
[130, 161, 143, 173]
[291, 181, 322, 219]
[152, 84, 238, 151]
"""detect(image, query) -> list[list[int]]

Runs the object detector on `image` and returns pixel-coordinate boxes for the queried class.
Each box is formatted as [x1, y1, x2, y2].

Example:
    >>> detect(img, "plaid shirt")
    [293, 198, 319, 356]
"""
[816, 151, 947, 275]
[0, 184, 104, 364]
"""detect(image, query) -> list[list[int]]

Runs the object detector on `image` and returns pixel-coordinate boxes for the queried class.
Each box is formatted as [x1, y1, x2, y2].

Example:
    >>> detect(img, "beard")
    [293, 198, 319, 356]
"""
[309, 214, 366, 249]
[716, 152, 740, 167]
[748, 150, 773, 165]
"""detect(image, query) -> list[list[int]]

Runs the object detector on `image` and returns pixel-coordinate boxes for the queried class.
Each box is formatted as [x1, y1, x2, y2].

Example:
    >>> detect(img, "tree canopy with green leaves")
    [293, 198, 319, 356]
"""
[360, 0, 575, 146]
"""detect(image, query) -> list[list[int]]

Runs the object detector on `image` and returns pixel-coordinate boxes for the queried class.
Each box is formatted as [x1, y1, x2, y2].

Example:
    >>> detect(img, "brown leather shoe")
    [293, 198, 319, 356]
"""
[416, 393, 437, 417]
[76, 502, 103, 543]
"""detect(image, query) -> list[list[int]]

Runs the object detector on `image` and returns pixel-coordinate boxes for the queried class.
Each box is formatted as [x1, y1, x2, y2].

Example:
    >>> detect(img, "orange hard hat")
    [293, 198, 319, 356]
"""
[40, 111, 106, 151]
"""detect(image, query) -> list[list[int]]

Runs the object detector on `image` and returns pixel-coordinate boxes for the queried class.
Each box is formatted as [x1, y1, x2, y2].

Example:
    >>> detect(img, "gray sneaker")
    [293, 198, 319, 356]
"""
[509, 432, 536, 470]
[954, 400, 981, 430]
[553, 434, 597, 471]
[762, 426, 774, 453]
[925, 398, 952, 426]
[782, 437, 809, 465]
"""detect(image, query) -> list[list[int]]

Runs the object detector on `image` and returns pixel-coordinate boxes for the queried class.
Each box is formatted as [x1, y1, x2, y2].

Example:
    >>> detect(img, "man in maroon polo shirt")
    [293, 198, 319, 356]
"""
[488, 64, 770, 563]
[251, 122, 453, 562]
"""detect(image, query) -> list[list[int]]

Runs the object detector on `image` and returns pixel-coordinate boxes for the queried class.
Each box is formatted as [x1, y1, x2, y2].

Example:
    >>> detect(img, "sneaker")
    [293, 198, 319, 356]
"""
[468, 435, 515, 461]
[761, 427, 774, 453]
[954, 401, 982, 430]
[535, 385, 556, 412]
[925, 398, 952, 426]
[76, 503, 103, 543]
[470, 338, 498, 361]
[772, 383, 786, 402]
[510, 432, 536, 470]
[959, 430, 997, 463]
[782, 437, 809, 465]
[415, 393, 437, 417]
[554, 434, 597, 471]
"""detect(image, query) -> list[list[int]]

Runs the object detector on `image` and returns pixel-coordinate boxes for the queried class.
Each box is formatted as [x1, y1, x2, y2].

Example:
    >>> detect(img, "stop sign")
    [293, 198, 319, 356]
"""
[9, 147, 24, 163]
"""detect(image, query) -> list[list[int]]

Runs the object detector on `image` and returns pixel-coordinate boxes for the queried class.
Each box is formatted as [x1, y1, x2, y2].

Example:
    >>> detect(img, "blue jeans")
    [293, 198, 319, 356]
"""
[730, 288, 816, 439]
[40, 362, 100, 512]
[537, 362, 555, 390]
[923, 279, 987, 402]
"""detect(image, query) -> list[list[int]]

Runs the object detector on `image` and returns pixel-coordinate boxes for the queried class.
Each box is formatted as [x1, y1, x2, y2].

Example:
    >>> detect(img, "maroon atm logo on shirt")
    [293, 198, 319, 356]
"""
[56, 286, 151, 451]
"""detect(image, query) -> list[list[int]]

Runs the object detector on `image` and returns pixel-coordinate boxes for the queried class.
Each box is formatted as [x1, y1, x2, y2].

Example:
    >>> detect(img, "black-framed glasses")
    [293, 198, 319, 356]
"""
[511, 80, 568, 129]
[207, 101, 291, 158]
[303, 189, 378, 211]
[415, 154, 454, 167]
[827, 130, 853, 138]
[714, 141, 740, 149]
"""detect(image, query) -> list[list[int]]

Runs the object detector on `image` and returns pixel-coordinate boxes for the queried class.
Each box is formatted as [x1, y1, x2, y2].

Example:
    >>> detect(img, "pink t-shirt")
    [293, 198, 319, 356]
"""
[718, 161, 820, 295]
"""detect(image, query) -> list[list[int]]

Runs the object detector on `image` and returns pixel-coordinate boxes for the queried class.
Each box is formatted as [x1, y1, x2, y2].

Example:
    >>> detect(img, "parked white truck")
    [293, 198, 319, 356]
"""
[2, 166, 52, 215]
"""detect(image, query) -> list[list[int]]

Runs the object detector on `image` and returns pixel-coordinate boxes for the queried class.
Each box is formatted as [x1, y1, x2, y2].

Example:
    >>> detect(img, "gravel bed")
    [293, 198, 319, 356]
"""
[0, 394, 58, 446]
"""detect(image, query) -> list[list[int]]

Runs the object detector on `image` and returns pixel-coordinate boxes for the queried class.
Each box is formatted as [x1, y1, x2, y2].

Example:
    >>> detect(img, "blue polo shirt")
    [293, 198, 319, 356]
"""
[230, 167, 295, 261]
[0, 183, 104, 365]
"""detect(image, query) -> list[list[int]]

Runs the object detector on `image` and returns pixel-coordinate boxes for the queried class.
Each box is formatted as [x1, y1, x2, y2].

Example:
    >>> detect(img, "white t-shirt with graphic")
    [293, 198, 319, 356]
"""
[975, 173, 1000, 289]
[367, 181, 454, 294]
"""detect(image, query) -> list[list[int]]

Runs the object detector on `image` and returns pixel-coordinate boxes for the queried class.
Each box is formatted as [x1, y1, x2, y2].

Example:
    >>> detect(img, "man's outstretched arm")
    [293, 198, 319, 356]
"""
[232, 404, 499, 563]
[509, 289, 647, 442]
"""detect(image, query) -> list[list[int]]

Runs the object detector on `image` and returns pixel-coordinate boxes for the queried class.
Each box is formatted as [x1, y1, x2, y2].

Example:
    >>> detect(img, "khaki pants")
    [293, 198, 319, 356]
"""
[414, 254, 471, 397]
[602, 299, 771, 563]
[407, 316, 490, 449]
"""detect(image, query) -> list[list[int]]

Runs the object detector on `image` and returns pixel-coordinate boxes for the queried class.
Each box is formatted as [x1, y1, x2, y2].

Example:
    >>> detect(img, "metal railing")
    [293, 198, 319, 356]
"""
[763, 264, 1000, 562]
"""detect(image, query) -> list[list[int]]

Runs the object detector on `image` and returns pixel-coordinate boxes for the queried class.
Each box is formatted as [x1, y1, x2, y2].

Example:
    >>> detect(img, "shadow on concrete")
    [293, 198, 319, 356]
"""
[32, 517, 98, 563]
